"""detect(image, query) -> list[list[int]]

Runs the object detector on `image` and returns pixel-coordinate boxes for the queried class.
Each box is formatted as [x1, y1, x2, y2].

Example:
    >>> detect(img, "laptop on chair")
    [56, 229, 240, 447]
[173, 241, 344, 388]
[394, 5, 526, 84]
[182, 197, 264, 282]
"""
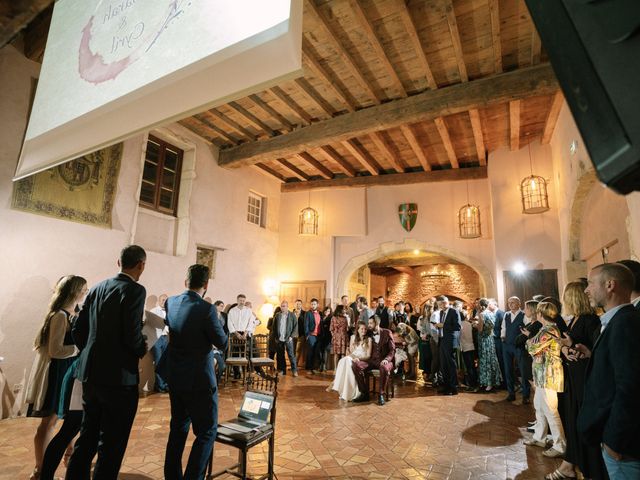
[219, 391, 273, 434]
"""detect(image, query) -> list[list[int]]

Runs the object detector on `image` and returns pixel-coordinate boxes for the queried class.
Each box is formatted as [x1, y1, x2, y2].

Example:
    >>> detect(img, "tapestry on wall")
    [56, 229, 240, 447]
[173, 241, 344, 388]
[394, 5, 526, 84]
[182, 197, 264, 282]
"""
[11, 143, 123, 228]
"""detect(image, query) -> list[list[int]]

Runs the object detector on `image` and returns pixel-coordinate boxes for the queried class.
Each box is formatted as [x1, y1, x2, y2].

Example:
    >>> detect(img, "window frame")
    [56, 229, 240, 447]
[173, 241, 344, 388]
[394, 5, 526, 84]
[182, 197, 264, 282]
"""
[139, 134, 184, 216]
[247, 191, 266, 228]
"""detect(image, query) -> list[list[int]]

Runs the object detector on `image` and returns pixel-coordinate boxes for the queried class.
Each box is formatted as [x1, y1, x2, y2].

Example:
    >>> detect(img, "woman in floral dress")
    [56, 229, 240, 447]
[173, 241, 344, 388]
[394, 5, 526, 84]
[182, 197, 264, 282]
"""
[475, 298, 503, 391]
[330, 309, 349, 370]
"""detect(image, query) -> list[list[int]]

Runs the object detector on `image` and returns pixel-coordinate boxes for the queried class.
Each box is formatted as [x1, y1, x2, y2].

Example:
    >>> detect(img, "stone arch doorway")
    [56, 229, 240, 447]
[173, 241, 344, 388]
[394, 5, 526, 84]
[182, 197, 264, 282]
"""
[335, 239, 495, 303]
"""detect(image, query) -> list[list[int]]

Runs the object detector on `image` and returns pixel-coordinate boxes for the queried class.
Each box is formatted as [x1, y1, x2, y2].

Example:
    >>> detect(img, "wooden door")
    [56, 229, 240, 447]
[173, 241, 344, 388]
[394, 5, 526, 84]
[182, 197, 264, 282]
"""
[503, 269, 559, 305]
[280, 281, 327, 309]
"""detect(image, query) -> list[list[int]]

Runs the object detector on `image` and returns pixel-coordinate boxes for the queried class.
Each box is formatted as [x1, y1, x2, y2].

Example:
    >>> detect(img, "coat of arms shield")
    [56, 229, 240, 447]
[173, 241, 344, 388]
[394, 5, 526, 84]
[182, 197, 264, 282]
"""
[398, 203, 418, 232]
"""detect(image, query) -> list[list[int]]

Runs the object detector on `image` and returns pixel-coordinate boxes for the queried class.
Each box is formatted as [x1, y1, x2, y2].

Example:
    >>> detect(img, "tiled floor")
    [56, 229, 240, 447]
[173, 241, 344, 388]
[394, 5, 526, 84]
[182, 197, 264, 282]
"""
[0, 373, 559, 479]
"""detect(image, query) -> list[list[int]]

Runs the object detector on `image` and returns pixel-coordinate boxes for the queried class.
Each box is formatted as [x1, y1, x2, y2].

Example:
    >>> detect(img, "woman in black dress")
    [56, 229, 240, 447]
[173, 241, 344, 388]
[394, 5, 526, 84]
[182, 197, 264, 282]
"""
[544, 281, 606, 480]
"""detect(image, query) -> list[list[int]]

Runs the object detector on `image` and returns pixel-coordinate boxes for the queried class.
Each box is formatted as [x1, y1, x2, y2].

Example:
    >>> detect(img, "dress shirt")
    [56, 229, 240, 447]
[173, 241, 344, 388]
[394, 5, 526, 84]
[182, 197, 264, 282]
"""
[278, 312, 288, 342]
[631, 296, 640, 308]
[599, 303, 631, 332]
[150, 305, 168, 337]
[373, 331, 380, 344]
[312, 311, 321, 336]
[501, 309, 523, 338]
[227, 306, 256, 334]
[438, 309, 447, 337]
[429, 311, 440, 337]
[460, 320, 475, 352]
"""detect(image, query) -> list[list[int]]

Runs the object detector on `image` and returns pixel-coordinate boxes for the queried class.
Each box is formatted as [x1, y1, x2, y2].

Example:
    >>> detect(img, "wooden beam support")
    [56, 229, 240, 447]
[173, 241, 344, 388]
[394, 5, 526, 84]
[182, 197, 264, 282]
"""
[190, 115, 241, 145]
[294, 77, 336, 117]
[253, 163, 285, 182]
[488, 0, 502, 73]
[206, 109, 256, 140]
[318, 145, 356, 177]
[510, 100, 521, 151]
[178, 119, 220, 146]
[303, 40, 357, 112]
[369, 131, 405, 173]
[268, 86, 313, 125]
[397, 0, 437, 90]
[22, 3, 52, 62]
[304, 0, 380, 104]
[468, 109, 486, 166]
[0, 0, 54, 48]
[542, 91, 564, 144]
[347, 0, 406, 97]
[228, 101, 276, 137]
[248, 94, 295, 132]
[281, 167, 488, 192]
[295, 152, 334, 179]
[277, 158, 310, 181]
[444, 0, 468, 82]
[400, 124, 431, 172]
[342, 139, 381, 175]
[218, 64, 558, 168]
[434, 117, 459, 169]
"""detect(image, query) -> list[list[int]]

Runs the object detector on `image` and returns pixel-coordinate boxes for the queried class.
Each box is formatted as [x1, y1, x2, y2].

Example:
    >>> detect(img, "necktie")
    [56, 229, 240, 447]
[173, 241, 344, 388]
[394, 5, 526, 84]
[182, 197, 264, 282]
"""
[439, 310, 445, 337]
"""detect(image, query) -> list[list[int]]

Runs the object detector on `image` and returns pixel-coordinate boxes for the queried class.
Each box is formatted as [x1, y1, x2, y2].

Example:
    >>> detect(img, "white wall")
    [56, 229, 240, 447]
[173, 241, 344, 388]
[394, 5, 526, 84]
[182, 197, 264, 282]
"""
[0, 45, 281, 393]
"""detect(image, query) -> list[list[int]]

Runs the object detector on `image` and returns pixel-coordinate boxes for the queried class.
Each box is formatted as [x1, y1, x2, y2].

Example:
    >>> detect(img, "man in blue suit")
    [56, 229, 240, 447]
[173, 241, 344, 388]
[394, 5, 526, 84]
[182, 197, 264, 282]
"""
[435, 296, 461, 395]
[164, 264, 228, 480]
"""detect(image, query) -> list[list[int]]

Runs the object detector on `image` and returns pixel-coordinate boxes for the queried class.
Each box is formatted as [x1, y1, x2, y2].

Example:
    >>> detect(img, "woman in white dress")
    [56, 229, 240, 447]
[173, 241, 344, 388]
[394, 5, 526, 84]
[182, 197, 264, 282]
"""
[328, 321, 372, 401]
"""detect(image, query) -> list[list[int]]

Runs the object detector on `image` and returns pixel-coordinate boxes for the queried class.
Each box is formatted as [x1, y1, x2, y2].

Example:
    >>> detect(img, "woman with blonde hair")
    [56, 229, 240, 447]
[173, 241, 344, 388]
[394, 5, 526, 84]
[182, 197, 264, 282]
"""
[544, 282, 604, 480]
[525, 301, 566, 459]
[25, 275, 87, 479]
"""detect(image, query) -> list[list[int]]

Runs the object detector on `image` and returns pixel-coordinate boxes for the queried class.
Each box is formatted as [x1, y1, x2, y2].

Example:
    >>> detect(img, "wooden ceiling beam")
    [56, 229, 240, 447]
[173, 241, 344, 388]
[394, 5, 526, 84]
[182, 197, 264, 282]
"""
[347, 0, 406, 97]
[342, 139, 381, 175]
[248, 94, 295, 132]
[510, 100, 521, 151]
[531, 28, 542, 65]
[369, 131, 405, 173]
[268, 86, 313, 125]
[397, 0, 437, 90]
[434, 117, 459, 169]
[294, 77, 336, 117]
[318, 145, 356, 177]
[468, 109, 486, 166]
[444, 0, 468, 82]
[206, 109, 256, 141]
[218, 64, 559, 168]
[295, 152, 334, 179]
[488, 0, 502, 73]
[400, 124, 431, 172]
[253, 163, 285, 182]
[0, 0, 53, 48]
[281, 167, 488, 192]
[277, 158, 310, 181]
[304, 0, 380, 104]
[190, 115, 241, 145]
[228, 101, 276, 137]
[303, 40, 357, 112]
[178, 119, 221, 146]
[542, 91, 564, 144]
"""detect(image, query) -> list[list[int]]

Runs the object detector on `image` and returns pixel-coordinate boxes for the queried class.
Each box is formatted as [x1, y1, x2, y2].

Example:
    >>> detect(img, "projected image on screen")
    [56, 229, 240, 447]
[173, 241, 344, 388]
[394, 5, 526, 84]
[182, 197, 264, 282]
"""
[242, 397, 262, 416]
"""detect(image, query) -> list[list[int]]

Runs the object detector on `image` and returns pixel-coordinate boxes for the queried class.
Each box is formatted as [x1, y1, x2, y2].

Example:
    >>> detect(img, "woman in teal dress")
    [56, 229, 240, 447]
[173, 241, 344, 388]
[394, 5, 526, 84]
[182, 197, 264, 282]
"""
[475, 298, 503, 391]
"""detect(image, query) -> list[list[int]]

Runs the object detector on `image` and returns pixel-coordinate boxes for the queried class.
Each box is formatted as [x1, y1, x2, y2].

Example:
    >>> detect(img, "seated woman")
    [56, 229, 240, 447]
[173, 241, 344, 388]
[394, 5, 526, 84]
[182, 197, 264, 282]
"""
[395, 322, 419, 379]
[328, 321, 371, 401]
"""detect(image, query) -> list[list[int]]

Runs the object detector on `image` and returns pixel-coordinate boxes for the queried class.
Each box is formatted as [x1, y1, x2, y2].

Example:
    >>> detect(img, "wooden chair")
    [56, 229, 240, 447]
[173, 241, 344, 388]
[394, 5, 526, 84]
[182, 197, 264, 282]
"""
[225, 336, 249, 385]
[368, 369, 395, 401]
[249, 334, 275, 371]
[207, 370, 279, 480]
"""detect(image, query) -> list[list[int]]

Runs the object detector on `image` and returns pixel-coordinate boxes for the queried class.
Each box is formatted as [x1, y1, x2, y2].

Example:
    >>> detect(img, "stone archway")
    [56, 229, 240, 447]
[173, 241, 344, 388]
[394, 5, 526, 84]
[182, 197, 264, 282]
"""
[335, 238, 495, 301]
[568, 169, 598, 263]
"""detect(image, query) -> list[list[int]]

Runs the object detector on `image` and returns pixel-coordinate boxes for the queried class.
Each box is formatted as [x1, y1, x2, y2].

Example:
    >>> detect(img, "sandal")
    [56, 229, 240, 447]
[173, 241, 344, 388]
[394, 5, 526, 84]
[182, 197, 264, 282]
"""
[545, 469, 576, 480]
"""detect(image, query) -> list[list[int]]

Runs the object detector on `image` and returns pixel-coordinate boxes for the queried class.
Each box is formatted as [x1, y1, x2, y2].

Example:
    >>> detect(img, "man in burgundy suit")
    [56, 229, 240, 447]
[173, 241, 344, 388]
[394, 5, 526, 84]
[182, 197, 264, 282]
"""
[352, 315, 396, 405]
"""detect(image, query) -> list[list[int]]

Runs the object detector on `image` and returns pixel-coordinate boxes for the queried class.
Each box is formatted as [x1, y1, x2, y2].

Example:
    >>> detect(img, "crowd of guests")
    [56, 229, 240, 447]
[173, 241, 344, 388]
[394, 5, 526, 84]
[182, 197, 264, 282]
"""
[21, 242, 640, 480]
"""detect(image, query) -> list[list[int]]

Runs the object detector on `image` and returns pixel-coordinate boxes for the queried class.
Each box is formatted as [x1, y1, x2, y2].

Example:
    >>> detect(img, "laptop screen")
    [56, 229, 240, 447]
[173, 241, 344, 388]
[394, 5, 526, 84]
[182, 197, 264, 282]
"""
[239, 391, 273, 423]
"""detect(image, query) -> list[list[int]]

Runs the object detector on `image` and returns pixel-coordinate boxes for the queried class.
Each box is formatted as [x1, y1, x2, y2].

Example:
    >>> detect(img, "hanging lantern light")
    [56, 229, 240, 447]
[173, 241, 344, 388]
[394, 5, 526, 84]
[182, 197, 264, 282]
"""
[458, 204, 482, 239]
[520, 144, 550, 214]
[298, 206, 318, 236]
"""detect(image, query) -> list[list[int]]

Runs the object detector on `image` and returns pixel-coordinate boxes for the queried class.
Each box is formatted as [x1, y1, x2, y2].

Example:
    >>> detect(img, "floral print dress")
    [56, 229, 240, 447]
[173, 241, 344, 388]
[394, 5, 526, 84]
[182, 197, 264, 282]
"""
[478, 310, 503, 387]
[527, 323, 564, 392]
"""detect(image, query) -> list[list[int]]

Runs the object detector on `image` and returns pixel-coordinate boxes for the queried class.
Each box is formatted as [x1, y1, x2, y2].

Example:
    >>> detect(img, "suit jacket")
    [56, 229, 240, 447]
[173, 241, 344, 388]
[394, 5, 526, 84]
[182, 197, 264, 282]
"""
[493, 309, 504, 338]
[438, 308, 461, 349]
[72, 273, 147, 387]
[267, 311, 297, 351]
[304, 310, 323, 337]
[368, 328, 395, 366]
[577, 305, 640, 458]
[165, 290, 228, 391]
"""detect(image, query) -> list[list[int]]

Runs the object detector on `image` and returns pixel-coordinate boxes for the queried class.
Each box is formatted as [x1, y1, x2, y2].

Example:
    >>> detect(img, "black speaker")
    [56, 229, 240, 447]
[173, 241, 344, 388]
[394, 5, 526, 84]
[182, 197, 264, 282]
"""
[525, 0, 640, 194]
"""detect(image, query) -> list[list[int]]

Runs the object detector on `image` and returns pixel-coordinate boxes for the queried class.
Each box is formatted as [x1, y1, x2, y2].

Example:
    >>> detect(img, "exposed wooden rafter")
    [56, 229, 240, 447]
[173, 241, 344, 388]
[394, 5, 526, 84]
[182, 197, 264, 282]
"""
[510, 100, 521, 151]
[434, 117, 459, 169]
[253, 163, 285, 182]
[342, 139, 381, 175]
[277, 158, 310, 181]
[444, 0, 468, 82]
[218, 64, 558, 168]
[468, 109, 486, 166]
[268, 86, 313, 125]
[207, 109, 256, 141]
[400, 124, 431, 172]
[397, 0, 437, 90]
[542, 91, 564, 144]
[294, 77, 336, 117]
[281, 167, 488, 192]
[228, 101, 276, 137]
[318, 145, 356, 177]
[369, 131, 405, 173]
[0, 0, 53, 48]
[531, 29, 542, 65]
[295, 151, 334, 179]
[188, 115, 241, 145]
[488, 0, 502, 73]
[248, 94, 295, 132]
[304, 0, 380, 104]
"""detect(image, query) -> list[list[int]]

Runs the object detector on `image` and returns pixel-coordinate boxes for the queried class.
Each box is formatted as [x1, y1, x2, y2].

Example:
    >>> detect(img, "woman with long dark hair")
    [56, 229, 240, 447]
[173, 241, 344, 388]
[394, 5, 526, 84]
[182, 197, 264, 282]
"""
[328, 321, 372, 400]
[475, 298, 503, 392]
[25, 275, 87, 480]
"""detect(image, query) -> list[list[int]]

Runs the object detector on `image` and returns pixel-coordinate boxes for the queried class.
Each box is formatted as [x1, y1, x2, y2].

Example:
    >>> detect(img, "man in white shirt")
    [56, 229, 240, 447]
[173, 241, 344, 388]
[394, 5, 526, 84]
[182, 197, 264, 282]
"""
[459, 308, 478, 391]
[150, 294, 169, 393]
[227, 294, 256, 379]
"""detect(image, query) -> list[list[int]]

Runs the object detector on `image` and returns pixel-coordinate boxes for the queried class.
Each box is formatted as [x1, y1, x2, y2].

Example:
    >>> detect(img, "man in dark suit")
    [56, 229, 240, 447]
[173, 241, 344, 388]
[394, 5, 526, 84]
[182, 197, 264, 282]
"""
[500, 296, 529, 403]
[267, 300, 298, 376]
[489, 299, 506, 388]
[352, 315, 395, 405]
[578, 263, 640, 479]
[618, 259, 640, 310]
[304, 298, 322, 374]
[66, 245, 148, 479]
[435, 296, 461, 395]
[164, 264, 228, 480]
